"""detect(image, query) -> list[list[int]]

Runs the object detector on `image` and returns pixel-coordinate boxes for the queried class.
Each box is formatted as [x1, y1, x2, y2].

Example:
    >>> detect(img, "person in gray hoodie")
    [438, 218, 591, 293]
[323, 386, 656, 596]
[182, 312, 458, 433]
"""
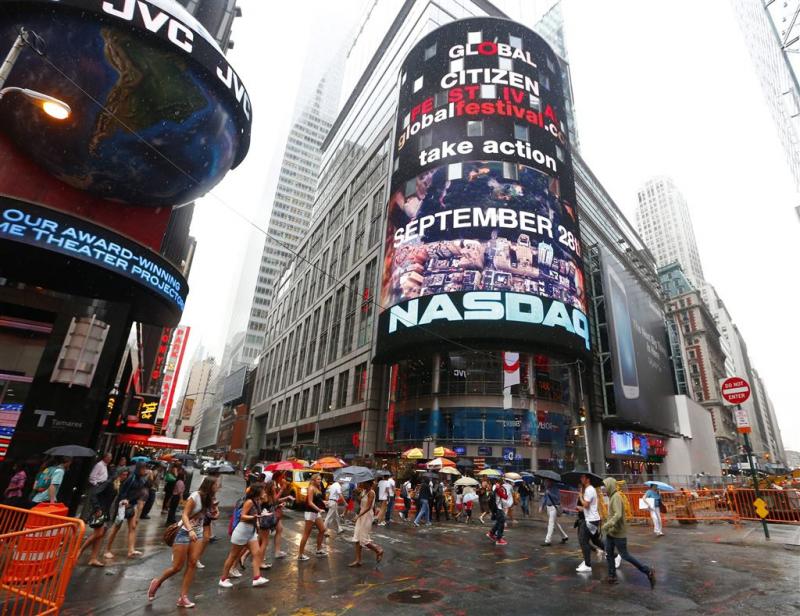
[601, 477, 656, 588]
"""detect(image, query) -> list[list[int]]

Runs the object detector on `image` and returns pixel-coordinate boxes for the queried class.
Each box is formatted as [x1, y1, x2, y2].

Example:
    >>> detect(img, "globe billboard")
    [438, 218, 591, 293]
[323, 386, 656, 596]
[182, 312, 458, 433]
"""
[376, 18, 588, 362]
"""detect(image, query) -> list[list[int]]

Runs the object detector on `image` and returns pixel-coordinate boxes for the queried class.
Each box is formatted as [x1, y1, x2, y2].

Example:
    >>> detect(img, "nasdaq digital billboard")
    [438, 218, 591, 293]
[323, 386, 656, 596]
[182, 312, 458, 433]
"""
[376, 17, 587, 361]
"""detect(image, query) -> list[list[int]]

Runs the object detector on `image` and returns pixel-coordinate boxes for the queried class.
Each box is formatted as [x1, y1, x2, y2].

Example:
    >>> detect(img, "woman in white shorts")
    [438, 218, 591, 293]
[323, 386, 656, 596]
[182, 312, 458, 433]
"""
[219, 483, 268, 588]
[297, 474, 328, 561]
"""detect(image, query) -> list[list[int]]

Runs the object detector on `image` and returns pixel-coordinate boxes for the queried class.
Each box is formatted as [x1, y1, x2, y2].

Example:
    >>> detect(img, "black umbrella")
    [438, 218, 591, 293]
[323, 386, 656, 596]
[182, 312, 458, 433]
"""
[334, 466, 375, 484]
[456, 459, 474, 468]
[44, 445, 96, 457]
[420, 471, 438, 479]
[561, 470, 603, 487]
[172, 453, 195, 462]
[534, 470, 562, 482]
[375, 470, 392, 478]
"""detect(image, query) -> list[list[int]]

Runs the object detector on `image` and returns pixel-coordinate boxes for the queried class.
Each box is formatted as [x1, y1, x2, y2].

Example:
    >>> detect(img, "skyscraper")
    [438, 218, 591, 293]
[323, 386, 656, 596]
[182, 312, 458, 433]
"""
[732, 0, 800, 193]
[635, 177, 705, 288]
[239, 64, 344, 364]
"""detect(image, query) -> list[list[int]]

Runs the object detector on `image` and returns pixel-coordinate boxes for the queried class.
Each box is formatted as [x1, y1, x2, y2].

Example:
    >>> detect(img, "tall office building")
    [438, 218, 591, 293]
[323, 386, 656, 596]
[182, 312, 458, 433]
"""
[635, 177, 705, 288]
[170, 355, 217, 444]
[239, 63, 344, 365]
[732, 0, 800, 193]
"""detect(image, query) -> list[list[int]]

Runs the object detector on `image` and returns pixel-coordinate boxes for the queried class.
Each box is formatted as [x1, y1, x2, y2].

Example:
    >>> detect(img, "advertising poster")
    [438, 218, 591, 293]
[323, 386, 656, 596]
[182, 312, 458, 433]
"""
[602, 249, 677, 434]
[376, 18, 588, 361]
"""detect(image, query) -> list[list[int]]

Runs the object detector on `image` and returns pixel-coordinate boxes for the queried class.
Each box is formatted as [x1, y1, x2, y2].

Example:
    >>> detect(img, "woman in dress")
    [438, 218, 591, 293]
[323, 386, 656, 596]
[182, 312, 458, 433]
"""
[348, 480, 383, 567]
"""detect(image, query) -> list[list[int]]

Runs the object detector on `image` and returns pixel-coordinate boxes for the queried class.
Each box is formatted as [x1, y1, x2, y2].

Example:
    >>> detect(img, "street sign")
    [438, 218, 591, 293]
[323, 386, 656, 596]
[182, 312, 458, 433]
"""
[733, 408, 752, 434]
[720, 377, 751, 406]
[753, 498, 769, 519]
[182, 425, 192, 433]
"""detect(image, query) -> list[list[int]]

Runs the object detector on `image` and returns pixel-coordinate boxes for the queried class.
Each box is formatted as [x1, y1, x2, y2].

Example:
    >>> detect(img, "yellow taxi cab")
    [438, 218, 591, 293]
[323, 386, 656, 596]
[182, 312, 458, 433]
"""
[285, 469, 333, 506]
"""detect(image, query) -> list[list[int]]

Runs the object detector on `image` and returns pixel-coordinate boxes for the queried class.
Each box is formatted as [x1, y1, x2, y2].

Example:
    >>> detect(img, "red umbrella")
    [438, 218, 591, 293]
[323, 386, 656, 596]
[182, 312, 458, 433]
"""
[265, 460, 305, 472]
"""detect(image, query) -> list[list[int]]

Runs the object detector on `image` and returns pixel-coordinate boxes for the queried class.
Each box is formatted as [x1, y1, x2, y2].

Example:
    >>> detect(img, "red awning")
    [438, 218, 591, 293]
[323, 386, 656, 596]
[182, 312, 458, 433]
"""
[115, 434, 189, 451]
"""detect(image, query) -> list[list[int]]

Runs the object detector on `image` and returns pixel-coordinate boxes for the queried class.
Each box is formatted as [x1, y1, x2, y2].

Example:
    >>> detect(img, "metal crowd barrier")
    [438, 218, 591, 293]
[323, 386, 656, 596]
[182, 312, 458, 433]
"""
[728, 488, 800, 524]
[0, 505, 85, 615]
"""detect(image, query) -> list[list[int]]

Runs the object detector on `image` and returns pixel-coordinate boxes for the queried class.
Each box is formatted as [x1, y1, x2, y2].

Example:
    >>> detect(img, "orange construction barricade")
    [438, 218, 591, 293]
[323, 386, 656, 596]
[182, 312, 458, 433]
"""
[0, 504, 84, 615]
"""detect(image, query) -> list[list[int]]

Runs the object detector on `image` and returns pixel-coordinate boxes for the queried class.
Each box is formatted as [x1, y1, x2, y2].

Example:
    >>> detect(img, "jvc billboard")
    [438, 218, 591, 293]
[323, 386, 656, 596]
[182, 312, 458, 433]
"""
[376, 18, 588, 361]
[602, 249, 677, 434]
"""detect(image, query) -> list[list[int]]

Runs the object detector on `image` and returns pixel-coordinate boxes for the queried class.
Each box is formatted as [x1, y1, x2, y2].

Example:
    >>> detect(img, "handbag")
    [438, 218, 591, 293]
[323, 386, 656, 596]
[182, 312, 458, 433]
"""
[88, 511, 106, 529]
[258, 510, 277, 531]
[659, 502, 667, 514]
[163, 522, 180, 547]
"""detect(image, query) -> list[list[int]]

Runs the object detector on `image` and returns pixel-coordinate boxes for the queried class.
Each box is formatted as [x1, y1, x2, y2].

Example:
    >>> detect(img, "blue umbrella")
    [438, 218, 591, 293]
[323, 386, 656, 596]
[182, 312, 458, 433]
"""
[131, 456, 151, 463]
[644, 480, 675, 491]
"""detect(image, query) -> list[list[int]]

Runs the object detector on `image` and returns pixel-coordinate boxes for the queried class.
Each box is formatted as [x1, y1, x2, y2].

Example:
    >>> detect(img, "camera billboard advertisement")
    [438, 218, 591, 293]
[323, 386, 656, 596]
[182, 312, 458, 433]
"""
[376, 17, 588, 362]
[602, 248, 677, 434]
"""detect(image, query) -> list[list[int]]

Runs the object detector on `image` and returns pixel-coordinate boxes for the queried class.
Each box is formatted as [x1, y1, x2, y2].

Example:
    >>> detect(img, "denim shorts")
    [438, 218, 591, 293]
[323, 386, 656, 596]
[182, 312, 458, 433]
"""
[174, 528, 192, 545]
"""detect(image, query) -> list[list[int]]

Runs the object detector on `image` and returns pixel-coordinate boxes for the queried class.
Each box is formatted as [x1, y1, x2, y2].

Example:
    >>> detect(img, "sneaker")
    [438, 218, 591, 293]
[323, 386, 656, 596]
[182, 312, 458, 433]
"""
[252, 576, 269, 587]
[176, 595, 196, 608]
[615, 555, 622, 569]
[413, 521, 420, 527]
[486, 532, 497, 541]
[260, 561, 272, 570]
[297, 554, 310, 562]
[218, 578, 233, 589]
[647, 568, 656, 590]
[655, 532, 664, 537]
[576, 562, 592, 573]
[274, 551, 287, 559]
[606, 576, 618, 585]
[315, 549, 327, 557]
[541, 542, 552, 546]
[147, 578, 160, 601]
[561, 536, 569, 544]
[495, 538, 508, 546]
[195, 561, 205, 569]
[229, 567, 243, 578]
[377, 522, 386, 526]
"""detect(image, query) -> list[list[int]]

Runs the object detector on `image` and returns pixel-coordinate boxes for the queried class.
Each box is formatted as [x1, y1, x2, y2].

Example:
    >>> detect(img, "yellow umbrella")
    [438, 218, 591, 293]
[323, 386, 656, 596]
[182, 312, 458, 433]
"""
[478, 468, 501, 477]
[439, 466, 461, 476]
[433, 446, 458, 458]
[402, 447, 425, 459]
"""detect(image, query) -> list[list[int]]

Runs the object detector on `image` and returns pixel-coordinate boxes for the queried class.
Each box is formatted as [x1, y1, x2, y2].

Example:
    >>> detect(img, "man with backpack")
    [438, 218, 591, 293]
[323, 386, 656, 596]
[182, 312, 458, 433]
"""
[32, 457, 72, 505]
[486, 478, 512, 545]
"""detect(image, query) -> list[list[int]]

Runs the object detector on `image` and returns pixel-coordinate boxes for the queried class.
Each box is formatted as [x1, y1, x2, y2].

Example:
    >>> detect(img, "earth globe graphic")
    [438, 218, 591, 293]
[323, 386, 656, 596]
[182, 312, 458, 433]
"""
[0, 5, 247, 207]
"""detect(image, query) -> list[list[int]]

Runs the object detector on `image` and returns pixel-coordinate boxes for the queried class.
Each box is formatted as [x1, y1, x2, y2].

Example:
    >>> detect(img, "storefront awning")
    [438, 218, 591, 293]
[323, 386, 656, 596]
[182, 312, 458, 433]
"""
[116, 434, 189, 451]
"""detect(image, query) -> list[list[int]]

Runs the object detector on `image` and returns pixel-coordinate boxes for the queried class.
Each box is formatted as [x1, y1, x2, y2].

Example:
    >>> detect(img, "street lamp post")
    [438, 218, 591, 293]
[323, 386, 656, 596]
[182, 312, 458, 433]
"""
[0, 27, 71, 119]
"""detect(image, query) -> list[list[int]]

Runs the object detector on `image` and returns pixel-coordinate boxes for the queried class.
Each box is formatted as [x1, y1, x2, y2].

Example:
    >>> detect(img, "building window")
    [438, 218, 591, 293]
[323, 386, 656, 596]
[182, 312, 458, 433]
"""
[447, 162, 462, 181]
[502, 162, 518, 180]
[449, 58, 464, 73]
[499, 57, 513, 71]
[434, 91, 448, 107]
[424, 43, 436, 60]
[354, 363, 367, 403]
[336, 370, 349, 408]
[514, 124, 529, 141]
[468, 31, 482, 45]
[467, 120, 483, 137]
[322, 377, 334, 413]
[508, 34, 522, 49]
[357, 259, 377, 347]
[413, 75, 423, 93]
[342, 273, 360, 356]
[310, 383, 321, 419]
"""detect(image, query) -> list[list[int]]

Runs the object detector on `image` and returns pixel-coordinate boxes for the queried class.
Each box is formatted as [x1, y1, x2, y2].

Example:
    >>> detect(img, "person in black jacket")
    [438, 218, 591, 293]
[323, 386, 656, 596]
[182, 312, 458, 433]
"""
[104, 463, 148, 559]
[79, 476, 118, 566]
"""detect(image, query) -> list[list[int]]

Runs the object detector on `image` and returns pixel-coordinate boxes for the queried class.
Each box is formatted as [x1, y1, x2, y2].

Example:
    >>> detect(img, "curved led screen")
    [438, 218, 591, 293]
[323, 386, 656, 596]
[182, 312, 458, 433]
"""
[376, 17, 588, 362]
[0, 0, 251, 206]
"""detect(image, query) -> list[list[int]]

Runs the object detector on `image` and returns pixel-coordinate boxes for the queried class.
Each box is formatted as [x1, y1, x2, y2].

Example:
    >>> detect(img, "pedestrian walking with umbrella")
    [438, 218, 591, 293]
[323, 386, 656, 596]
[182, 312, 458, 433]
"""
[644, 481, 672, 536]
[348, 478, 383, 567]
[602, 477, 656, 588]
[536, 472, 568, 546]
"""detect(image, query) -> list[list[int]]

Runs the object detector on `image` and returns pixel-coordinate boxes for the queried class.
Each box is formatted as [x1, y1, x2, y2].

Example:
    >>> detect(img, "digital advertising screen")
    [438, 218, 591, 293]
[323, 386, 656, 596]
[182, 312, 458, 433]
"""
[608, 430, 649, 458]
[376, 17, 588, 362]
[602, 248, 678, 434]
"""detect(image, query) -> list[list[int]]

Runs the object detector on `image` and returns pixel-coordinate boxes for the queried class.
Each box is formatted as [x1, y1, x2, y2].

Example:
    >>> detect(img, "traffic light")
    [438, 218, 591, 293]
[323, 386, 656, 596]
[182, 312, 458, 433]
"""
[578, 406, 587, 423]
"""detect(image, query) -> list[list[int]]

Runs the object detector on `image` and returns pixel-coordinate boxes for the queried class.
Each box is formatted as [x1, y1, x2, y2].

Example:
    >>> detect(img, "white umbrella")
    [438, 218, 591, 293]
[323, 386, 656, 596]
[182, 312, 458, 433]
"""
[439, 466, 461, 476]
[454, 476, 479, 487]
[463, 492, 479, 504]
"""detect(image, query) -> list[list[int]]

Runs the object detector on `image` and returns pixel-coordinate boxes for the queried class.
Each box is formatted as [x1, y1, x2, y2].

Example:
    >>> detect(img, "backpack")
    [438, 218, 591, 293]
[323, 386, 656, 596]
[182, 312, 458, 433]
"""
[33, 466, 55, 493]
[228, 497, 245, 535]
[495, 484, 508, 501]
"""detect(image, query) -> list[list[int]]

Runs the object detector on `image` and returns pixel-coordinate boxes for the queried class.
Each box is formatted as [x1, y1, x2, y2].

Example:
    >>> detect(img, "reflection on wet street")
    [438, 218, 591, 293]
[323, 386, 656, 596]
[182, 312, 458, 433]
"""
[62, 476, 799, 616]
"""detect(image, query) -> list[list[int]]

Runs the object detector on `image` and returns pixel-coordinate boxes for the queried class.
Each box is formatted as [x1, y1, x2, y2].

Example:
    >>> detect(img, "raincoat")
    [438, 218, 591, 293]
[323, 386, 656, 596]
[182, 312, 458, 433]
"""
[601, 477, 626, 538]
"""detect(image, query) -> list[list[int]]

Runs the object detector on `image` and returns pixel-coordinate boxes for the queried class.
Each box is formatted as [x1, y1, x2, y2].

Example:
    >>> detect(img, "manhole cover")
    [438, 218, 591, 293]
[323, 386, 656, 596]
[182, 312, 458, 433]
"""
[387, 589, 443, 604]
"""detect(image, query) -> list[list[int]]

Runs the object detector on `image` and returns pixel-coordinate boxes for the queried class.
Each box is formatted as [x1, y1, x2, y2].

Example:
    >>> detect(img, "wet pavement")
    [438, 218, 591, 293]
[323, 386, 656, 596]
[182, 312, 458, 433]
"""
[63, 476, 800, 616]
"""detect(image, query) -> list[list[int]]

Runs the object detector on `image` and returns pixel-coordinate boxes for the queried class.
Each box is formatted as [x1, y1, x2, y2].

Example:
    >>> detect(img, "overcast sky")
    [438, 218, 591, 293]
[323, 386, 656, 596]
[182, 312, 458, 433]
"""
[180, 0, 800, 451]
